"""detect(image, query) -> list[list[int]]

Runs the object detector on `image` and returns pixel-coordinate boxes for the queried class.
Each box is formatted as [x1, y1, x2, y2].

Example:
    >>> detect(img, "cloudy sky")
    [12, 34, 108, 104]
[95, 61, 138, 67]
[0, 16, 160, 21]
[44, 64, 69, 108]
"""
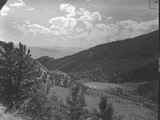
[0, 0, 159, 50]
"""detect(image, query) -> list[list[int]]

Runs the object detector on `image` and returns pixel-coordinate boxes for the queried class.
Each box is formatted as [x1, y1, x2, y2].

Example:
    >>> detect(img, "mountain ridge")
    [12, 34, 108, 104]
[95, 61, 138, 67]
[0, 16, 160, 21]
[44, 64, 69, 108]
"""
[38, 30, 159, 82]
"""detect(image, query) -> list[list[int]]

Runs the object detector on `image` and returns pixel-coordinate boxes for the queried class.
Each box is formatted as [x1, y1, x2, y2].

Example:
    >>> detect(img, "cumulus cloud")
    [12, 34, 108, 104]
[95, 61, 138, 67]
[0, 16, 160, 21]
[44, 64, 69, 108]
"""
[17, 18, 158, 42]
[9, 0, 26, 8]
[16, 19, 76, 36]
[49, 16, 77, 33]
[0, 0, 34, 17]
[116, 19, 159, 39]
[9, 0, 35, 12]
[0, 5, 10, 16]
[60, 3, 76, 17]
[15, 2, 158, 47]
[47, 3, 102, 35]
[78, 8, 102, 22]
[94, 18, 159, 43]
[16, 21, 51, 35]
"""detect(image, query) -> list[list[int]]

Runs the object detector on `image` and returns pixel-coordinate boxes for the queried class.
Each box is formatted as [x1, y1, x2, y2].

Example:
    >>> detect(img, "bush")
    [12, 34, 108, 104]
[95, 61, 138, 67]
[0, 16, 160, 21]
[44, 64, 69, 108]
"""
[0, 42, 39, 111]
[19, 87, 58, 120]
[99, 96, 114, 120]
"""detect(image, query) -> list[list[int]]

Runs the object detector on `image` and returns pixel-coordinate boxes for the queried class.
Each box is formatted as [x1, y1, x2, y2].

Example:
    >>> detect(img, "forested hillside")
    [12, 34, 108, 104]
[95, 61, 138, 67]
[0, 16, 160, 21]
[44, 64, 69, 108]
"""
[38, 31, 159, 82]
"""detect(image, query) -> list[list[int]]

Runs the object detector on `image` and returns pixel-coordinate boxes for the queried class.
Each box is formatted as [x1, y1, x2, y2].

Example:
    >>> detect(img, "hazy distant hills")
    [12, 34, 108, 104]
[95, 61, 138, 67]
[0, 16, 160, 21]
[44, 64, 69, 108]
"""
[38, 31, 159, 82]
[29, 46, 82, 58]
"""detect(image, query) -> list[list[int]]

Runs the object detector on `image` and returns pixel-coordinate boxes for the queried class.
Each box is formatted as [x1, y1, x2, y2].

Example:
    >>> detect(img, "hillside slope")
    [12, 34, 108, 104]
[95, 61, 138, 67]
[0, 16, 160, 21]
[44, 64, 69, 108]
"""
[38, 31, 159, 82]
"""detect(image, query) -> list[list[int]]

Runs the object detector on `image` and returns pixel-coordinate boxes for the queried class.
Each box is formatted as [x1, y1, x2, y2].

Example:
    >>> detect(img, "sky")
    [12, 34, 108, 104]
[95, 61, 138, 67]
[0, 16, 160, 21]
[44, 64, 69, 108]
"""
[0, 0, 159, 50]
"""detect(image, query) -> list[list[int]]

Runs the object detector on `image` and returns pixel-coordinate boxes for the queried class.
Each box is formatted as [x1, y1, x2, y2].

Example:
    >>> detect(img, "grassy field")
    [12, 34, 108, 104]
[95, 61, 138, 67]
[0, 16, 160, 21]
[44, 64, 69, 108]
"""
[51, 83, 158, 120]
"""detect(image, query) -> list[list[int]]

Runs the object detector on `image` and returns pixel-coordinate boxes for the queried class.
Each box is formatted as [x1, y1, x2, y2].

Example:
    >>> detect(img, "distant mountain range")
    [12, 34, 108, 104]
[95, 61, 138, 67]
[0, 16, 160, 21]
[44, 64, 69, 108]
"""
[29, 46, 82, 59]
[37, 31, 159, 82]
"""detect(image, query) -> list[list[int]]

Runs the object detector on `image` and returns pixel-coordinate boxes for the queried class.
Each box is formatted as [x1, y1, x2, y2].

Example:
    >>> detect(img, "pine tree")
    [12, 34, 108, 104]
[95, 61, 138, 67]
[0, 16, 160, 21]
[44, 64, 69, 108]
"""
[0, 42, 16, 109]
[13, 43, 38, 106]
[0, 42, 38, 111]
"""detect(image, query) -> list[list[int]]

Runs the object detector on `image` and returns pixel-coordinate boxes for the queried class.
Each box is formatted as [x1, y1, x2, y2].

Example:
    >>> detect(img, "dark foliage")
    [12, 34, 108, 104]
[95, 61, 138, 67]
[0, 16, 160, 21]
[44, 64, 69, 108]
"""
[38, 31, 159, 83]
[98, 96, 113, 120]
[0, 42, 38, 111]
[37, 56, 55, 65]
[20, 85, 61, 120]
[137, 80, 159, 103]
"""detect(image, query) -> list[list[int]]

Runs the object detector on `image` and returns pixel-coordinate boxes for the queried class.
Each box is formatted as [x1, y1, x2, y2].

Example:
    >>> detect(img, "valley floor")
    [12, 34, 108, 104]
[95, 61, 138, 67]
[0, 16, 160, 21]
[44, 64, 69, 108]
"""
[52, 82, 158, 120]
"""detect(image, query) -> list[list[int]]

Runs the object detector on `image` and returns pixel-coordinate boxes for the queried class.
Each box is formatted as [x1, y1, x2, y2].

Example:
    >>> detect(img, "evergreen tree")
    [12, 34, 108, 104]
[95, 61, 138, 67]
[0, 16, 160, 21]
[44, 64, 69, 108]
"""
[13, 43, 38, 105]
[0, 42, 38, 111]
[0, 42, 16, 109]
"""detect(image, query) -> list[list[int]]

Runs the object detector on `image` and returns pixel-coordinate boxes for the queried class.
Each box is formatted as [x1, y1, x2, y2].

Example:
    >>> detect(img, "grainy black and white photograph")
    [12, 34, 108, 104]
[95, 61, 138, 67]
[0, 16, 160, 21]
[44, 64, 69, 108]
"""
[0, 0, 159, 120]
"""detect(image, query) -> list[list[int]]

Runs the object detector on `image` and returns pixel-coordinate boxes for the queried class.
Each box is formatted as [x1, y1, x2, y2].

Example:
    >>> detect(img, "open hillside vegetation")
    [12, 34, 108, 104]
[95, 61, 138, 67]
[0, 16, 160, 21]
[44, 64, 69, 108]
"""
[0, 41, 118, 120]
[0, 1, 158, 120]
[0, 39, 158, 120]
[37, 31, 159, 83]
[38, 31, 159, 103]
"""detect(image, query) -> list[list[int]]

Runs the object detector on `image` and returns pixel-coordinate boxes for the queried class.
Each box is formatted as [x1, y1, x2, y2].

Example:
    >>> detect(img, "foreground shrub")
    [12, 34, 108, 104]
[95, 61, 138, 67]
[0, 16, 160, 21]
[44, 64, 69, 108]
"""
[0, 42, 39, 111]
[19, 87, 57, 120]
[98, 96, 114, 120]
